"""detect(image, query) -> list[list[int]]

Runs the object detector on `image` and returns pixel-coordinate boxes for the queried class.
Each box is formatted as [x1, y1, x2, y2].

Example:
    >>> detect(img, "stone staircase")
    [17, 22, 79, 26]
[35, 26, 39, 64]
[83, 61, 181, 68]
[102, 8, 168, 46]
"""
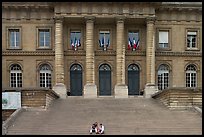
[6, 97, 202, 135]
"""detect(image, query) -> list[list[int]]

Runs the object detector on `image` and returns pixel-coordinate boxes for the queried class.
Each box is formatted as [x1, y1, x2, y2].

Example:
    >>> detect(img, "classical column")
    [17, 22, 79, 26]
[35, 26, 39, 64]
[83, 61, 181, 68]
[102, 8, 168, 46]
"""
[52, 17, 67, 99]
[114, 16, 128, 98]
[144, 17, 158, 98]
[83, 16, 97, 98]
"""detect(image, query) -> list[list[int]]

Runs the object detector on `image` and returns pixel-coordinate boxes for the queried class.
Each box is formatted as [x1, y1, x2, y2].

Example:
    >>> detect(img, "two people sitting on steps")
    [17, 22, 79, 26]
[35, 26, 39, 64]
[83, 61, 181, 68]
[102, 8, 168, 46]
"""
[90, 122, 105, 134]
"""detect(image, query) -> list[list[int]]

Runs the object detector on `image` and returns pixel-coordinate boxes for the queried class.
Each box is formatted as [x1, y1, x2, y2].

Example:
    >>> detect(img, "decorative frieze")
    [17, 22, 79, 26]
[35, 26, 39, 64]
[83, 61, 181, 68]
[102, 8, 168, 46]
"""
[2, 50, 201, 57]
[2, 51, 55, 56]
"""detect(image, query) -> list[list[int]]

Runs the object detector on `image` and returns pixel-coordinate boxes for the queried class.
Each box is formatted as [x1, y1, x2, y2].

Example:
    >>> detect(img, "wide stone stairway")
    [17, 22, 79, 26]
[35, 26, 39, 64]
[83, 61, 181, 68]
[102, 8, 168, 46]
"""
[6, 97, 202, 135]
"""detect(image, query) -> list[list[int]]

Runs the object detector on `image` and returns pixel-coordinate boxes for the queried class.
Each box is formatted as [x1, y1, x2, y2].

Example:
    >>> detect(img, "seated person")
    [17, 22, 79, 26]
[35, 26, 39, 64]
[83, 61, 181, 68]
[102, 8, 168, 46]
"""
[98, 123, 105, 134]
[90, 123, 97, 134]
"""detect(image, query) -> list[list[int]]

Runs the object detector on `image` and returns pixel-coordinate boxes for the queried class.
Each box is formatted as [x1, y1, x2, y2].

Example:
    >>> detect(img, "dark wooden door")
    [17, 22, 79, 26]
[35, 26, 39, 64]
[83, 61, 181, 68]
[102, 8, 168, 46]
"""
[70, 65, 82, 96]
[99, 64, 111, 96]
[128, 64, 140, 95]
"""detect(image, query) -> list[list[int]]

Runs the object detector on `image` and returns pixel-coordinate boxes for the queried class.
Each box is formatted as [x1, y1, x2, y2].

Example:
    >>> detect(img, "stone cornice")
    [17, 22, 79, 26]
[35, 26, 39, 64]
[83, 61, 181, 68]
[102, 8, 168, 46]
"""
[64, 50, 86, 56]
[95, 50, 116, 56]
[2, 51, 55, 56]
[155, 51, 202, 57]
[2, 2, 54, 9]
[125, 50, 146, 56]
[2, 51, 202, 57]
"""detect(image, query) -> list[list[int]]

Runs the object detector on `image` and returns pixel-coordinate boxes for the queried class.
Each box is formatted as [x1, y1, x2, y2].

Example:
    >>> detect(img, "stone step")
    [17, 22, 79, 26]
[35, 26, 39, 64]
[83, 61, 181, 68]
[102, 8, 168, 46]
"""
[6, 98, 202, 135]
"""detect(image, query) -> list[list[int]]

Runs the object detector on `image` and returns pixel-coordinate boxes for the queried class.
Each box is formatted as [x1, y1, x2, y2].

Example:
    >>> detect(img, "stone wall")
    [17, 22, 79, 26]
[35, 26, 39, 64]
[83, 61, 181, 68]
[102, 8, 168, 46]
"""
[152, 87, 202, 109]
[2, 88, 59, 121]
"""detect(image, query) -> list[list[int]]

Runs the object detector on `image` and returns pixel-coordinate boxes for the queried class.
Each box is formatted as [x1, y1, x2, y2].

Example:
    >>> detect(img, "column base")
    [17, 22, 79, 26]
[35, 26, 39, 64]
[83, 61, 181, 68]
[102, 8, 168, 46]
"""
[114, 84, 128, 98]
[84, 84, 97, 98]
[52, 83, 67, 99]
[144, 84, 158, 98]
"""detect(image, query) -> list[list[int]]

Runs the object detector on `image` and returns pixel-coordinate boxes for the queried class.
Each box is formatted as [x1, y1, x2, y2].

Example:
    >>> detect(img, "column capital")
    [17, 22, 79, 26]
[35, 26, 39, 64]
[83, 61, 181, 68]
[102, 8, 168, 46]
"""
[84, 16, 95, 23]
[54, 16, 64, 23]
[115, 16, 126, 23]
[146, 17, 156, 24]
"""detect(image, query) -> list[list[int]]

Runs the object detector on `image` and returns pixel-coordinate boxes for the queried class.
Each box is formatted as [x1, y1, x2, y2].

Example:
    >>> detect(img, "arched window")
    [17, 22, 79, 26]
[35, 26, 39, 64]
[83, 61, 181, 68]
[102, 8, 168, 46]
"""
[186, 64, 197, 87]
[157, 64, 169, 90]
[99, 64, 111, 71]
[10, 64, 22, 87]
[128, 64, 139, 71]
[39, 64, 52, 88]
[70, 64, 82, 71]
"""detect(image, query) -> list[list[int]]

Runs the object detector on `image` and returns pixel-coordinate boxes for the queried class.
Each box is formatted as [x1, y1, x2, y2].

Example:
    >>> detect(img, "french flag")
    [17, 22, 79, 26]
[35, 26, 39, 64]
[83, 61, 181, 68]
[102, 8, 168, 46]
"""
[133, 38, 137, 49]
[71, 39, 74, 49]
[128, 38, 132, 50]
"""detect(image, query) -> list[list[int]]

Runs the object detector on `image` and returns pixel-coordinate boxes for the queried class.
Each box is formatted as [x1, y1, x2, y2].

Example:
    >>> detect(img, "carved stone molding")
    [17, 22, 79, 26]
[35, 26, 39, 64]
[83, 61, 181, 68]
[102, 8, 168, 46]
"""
[2, 51, 55, 56]
[155, 51, 202, 57]
[125, 51, 146, 56]
[95, 50, 116, 56]
[115, 16, 126, 23]
[2, 51, 201, 57]
[146, 17, 156, 24]
[84, 16, 96, 23]
[64, 50, 86, 56]
[54, 16, 64, 23]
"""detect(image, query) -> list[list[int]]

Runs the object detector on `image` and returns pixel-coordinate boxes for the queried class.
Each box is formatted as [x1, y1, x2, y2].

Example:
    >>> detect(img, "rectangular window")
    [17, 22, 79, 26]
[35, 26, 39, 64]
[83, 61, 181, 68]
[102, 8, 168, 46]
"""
[38, 29, 51, 48]
[9, 29, 20, 49]
[70, 31, 81, 50]
[99, 31, 110, 50]
[128, 31, 139, 50]
[159, 31, 168, 48]
[187, 31, 197, 49]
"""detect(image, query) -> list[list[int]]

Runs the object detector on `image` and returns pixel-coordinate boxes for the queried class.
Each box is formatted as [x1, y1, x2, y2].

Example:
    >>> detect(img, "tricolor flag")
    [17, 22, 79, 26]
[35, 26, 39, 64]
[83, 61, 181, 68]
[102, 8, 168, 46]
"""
[133, 38, 137, 49]
[77, 39, 81, 47]
[71, 39, 74, 49]
[74, 37, 78, 47]
[106, 39, 110, 47]
[99, 37, 104, 47]
[128, 38, 132, 50]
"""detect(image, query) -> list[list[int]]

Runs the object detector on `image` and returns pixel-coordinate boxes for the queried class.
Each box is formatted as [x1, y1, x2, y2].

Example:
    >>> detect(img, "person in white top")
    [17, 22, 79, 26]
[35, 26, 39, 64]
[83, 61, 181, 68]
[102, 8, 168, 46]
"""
[98, 123, 105, 134]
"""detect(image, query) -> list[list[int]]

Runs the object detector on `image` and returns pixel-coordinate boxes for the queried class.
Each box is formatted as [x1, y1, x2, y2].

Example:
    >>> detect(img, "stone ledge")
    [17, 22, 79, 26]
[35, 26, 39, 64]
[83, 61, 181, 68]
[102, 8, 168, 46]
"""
[2, 108, 25, 135]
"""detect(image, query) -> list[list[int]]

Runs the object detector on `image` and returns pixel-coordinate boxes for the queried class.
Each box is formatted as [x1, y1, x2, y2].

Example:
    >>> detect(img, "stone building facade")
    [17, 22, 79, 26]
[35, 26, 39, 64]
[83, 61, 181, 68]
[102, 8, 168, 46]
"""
[2, 2, 202, 98]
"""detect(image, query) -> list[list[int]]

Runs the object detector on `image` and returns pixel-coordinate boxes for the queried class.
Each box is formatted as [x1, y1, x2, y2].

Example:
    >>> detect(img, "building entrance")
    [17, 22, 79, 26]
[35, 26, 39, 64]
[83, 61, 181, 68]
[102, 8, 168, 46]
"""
[128, 64, 140, 95]
[70, 64, 82, 96]
[99, 64, 111, 95]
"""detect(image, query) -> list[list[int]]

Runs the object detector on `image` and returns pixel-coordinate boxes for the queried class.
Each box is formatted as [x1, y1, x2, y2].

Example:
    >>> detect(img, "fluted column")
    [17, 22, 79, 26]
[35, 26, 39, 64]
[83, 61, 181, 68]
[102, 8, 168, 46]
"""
[114, 17, 128, 98]
[84, 16, 97, 98]
[144, 17, 158, 98]
[52, 17, 66, 99]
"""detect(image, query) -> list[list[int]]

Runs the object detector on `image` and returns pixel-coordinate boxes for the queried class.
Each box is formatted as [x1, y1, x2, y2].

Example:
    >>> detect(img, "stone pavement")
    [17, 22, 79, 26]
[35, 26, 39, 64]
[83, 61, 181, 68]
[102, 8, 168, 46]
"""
[6, 97, 202, 135]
